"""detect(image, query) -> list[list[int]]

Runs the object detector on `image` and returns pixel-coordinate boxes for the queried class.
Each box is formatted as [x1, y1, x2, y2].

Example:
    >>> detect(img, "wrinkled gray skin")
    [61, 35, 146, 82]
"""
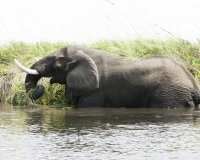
[25, 45, 200, 108]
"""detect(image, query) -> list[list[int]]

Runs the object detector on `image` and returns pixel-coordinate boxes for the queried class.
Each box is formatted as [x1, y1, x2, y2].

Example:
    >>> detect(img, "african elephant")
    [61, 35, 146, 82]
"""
[15, 45, 200, 108]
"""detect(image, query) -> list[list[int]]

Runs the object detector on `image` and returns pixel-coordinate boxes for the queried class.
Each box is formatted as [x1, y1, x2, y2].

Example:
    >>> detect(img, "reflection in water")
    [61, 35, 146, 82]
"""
[0, 103, 200, 159]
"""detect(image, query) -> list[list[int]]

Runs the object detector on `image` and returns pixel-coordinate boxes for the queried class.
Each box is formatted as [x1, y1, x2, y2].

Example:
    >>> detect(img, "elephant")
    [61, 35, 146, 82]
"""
[14, 45, 200, 108]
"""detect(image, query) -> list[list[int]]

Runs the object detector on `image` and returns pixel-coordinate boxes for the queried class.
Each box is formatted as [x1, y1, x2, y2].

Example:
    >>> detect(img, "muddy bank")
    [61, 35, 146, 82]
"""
[0, 76, 12, 102]
[0, 72, 25, 102]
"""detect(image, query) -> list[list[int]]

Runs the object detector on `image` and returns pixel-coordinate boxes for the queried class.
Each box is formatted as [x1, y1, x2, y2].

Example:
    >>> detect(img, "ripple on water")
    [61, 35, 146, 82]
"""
[0, 106, 200, 159]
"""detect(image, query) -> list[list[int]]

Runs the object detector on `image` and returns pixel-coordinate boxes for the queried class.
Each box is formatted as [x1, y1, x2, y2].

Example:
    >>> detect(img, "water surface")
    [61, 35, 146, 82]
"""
[0, 103, 200, 160]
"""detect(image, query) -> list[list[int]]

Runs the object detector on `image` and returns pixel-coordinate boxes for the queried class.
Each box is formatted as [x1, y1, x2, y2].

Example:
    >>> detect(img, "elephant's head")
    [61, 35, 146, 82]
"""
[15, 46, 99, 100]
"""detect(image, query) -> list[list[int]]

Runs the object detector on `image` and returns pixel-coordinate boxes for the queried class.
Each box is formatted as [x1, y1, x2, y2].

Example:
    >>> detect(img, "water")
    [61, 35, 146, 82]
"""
[0, 103, 200, 160]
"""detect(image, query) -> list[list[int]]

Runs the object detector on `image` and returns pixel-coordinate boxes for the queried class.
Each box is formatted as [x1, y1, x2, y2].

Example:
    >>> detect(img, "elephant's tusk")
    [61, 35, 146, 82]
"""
[35, 57, 38, 62]
[14, 59, 39, 75]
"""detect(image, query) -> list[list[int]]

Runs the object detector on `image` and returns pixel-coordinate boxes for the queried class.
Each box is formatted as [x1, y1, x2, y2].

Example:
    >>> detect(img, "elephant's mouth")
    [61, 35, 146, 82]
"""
[49, 75, 66, 84]
[50, 76, 56, 84]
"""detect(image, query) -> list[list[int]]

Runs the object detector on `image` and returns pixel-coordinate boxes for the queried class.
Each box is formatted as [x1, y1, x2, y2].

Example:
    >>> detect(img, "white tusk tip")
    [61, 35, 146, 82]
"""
[14, 58, 39, 75]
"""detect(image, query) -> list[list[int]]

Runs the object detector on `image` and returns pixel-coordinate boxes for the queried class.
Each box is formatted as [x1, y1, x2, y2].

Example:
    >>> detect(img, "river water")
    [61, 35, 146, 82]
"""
[0, 103, 200, 160]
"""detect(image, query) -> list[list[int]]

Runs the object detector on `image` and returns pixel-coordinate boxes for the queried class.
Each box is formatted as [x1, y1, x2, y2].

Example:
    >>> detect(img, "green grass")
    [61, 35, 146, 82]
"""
[1, 39, 200, 106]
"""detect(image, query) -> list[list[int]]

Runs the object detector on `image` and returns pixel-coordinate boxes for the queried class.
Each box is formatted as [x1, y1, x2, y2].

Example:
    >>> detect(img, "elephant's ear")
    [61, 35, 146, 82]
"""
[65, 50, 99, 98]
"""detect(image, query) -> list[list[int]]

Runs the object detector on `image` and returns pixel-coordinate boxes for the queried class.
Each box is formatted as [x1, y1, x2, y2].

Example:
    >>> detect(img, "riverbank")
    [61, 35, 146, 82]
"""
[1, 39, 200, 106]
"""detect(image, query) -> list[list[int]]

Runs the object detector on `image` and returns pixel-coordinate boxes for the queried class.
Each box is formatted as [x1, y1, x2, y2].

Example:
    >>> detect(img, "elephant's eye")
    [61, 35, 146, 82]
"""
[52, 59, 56, 63]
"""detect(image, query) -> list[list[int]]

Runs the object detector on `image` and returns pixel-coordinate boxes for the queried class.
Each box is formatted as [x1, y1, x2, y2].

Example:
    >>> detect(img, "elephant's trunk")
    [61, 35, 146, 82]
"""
[14, 59, 45, 100]
[25, 73, 44, 100]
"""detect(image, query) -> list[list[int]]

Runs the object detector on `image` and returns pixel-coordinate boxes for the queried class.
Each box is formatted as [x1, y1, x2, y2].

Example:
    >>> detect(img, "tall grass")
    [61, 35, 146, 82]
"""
[1, 39, 200, 106]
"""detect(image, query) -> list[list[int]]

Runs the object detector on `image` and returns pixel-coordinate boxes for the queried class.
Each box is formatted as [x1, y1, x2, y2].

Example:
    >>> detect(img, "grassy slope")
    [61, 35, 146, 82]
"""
[1, 39, 200, 106]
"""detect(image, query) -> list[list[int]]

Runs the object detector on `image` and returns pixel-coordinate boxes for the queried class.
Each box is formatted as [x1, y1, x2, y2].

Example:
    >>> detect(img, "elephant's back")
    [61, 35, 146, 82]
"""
[153, 56, 198, 89]
[129, 55, 199, 91]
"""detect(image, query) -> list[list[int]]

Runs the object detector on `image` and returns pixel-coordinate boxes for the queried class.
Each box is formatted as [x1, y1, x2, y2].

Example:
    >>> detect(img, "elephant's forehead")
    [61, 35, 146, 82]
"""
[50, 50, 64, 57]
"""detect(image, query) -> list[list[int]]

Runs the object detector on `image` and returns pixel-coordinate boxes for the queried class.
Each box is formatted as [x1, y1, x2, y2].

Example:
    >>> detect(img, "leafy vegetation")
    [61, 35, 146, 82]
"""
[1, 39, 200, 106]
